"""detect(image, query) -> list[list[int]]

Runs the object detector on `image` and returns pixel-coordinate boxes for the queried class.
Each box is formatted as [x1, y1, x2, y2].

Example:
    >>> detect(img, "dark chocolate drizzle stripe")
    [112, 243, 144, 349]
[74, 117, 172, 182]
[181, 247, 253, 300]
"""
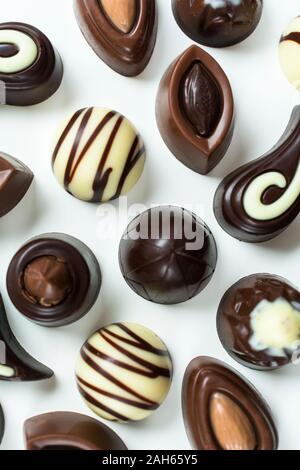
[115, 137, 145, 198]
[0, 43, 19, 58]
[52, 108, 86, 165]
[281, 32, 300, 44]
[77, 384, 128, 422]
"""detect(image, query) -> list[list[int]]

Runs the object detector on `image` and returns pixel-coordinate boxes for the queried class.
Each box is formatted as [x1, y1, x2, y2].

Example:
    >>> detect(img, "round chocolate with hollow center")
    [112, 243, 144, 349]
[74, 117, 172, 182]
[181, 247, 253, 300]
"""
[22, 256, 73, 308]
[7, 233, 101, 328]
[119, 206, 217, 305]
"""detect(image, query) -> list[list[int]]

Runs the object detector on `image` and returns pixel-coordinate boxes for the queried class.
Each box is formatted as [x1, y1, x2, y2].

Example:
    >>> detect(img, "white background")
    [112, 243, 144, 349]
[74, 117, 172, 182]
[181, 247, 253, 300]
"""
[0, 0, 299, 451]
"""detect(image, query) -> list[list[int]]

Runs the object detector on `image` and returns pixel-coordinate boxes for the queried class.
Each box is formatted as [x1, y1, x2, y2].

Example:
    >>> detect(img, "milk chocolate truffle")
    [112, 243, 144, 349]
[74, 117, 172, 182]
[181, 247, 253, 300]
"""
[0, 405, 4, 444]
[279, 16, 300, 90]
[156, 46, 234, 175]
[0, 294, 53, 381]
[214, 106, 300, 243]
[119, 206, 217, 304]
[0, 22, 63, 106]
[217, 274, 300, 371]
[0, 152, 33, 217]
[172, 0, 263, 48]
[182, 356, 278, 450]
[24, 412, 127, 450]
[73, 0, 157, 77]
[76, 322, 173, 422]
[52, 107, 146, 203]
[6, 233, 101, 327]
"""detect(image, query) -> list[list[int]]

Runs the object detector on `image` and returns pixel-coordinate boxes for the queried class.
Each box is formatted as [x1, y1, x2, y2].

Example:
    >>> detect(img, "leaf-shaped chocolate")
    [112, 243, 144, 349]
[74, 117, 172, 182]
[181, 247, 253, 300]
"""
[156, 45, 234, 175]
[214, 106, 300, 243]
[74, 0, 157, 77]
[180, 61, 221, 138]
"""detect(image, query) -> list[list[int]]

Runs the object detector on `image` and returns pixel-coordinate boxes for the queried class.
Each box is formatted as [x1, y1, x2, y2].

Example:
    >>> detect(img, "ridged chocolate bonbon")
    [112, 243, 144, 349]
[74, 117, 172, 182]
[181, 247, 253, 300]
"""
[217, 274, 300, 370]
[172, 0, 263, 48]
[279, 15, 300, 90]
[24, 412, 127, 450]
[0, 152, 33, 217]
[119, 206, 217, 305]
[182, 356, 278, 450]
[214, 106, 300, 243]
[73, 0, 158, 77]
[52, 107, 146, 203]
[76, 322, 173, 422]
[0, 294, 53, 381]
[156, 46, 234, 175]
[0, 22, 63, 106]
[7, 233, 101, 327]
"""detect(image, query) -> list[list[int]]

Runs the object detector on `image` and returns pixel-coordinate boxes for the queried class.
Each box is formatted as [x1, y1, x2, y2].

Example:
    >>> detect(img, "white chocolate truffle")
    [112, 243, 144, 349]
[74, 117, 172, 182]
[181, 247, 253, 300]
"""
[249, 298, 300, 356]
[52, 107, 146, 203]
[75, 322, 173, 422]
[279, 16, 300, 90]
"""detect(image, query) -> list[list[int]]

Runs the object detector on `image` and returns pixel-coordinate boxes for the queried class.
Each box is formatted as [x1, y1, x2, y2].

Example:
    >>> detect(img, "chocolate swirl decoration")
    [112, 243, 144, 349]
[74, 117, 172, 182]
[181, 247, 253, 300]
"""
[182, 356, 278, 450]
[156, 45, 234, 175]
[214, 106, 300, 243]
[76, 323, 173, 422]
[0, 294, 53, 381]
[0, 405, 4, 445]
[52, 107, 145, 203]
[0, 22, 63, 106]
[73, 0, 158, 77]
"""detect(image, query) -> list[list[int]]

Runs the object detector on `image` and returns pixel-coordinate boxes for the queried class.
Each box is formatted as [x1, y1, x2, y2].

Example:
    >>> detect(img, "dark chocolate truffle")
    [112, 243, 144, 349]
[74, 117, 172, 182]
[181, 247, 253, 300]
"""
[172, 0, 263, 48]
[182, 356, 278, 450]
[217, 274, 300, 370]
[119, 206, 217, 304]
[7, 233, 101, 327]
[24, 411, 127, 450]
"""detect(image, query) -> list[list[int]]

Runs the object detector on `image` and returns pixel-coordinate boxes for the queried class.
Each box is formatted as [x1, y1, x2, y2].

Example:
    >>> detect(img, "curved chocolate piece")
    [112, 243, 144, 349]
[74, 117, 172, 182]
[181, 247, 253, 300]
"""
[24, 411, 127, 450]
[217, 274, 300, 371]
[6, 233, 101, 327]
[156, 46, 234, 175]
[76, 322, 173, 422]
[0, 405, 4, 444]
[0, 152, 33, 217]
[214, 106, 300, 243]
[172, 0, 263, 48]
[0, 294, 53, 381]
[182, 356, 278, 450]
[73, 0, 158, 77]
[0, 22, 63, 106]
[279, 16, 300, 91]
[119, 206, 217, 305]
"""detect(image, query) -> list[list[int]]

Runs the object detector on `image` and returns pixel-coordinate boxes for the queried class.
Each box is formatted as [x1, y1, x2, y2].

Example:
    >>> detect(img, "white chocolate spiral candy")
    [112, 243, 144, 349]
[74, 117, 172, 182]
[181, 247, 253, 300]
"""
[243, 159, 300, 221]
[52, 107, 146, 203]
[0, 30, 38, 74]
[279, 16, 300, 90]
[76, 323, 173, 422]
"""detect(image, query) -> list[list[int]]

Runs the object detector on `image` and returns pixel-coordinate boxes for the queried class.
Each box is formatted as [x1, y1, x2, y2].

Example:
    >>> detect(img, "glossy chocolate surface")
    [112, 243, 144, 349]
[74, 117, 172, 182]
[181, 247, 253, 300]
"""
[214, 106, 300, 243]
[24, 411, 127, 450]
[7, 233, 101, 327]
[119, 206, 217, 304]
[182, 356, 278, 450]
[0, 294, 53, 381]
[0, 152, 33, 217]
[73, 0, 158, 77]
[156, 46, 234, 175]
[0, 22, 63, 106]
[0, 405, 4, 444]
[217, 274, 300, 370]
[172, 0, 263, 48]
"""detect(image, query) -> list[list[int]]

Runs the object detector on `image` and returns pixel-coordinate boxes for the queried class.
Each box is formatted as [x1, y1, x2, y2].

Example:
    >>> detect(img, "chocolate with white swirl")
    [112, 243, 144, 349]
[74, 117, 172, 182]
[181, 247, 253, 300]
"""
[52, 107, 146, 203]
[279, 16, 300, 90]
[214, 106, 300, 243]
[75, 323, 173, 422]
[0, 22, 63, 106]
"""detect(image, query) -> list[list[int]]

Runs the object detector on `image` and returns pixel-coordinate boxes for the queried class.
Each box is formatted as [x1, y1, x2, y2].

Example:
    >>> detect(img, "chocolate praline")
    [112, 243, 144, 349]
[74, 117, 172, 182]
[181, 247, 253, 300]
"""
[6, 233, 101, 327]
[217, 274, 300, 370]
[172, 0, 263, 48]
[0, 405, 4, 444]
[24, 412, 127, 450]
[119, 206, 217, 304]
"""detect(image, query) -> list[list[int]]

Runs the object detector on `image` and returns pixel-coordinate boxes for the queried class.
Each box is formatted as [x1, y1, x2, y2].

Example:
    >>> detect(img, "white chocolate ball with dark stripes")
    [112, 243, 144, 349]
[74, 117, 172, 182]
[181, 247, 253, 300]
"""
[75, 323, 173, 422]
[52, 107, 146, 203]
[279, 16, 300, 90]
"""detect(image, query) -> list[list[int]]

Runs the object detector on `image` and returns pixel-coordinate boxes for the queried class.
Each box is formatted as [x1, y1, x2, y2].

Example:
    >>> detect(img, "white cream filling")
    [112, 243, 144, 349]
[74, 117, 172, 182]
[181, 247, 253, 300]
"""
[0, 29, 38, 74]
[0, 364, 15, 378]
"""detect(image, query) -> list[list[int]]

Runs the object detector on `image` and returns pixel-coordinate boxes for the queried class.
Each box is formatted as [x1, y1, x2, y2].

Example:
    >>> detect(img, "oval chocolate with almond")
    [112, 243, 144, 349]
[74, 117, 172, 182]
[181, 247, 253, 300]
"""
[182, 356, 278, 450]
